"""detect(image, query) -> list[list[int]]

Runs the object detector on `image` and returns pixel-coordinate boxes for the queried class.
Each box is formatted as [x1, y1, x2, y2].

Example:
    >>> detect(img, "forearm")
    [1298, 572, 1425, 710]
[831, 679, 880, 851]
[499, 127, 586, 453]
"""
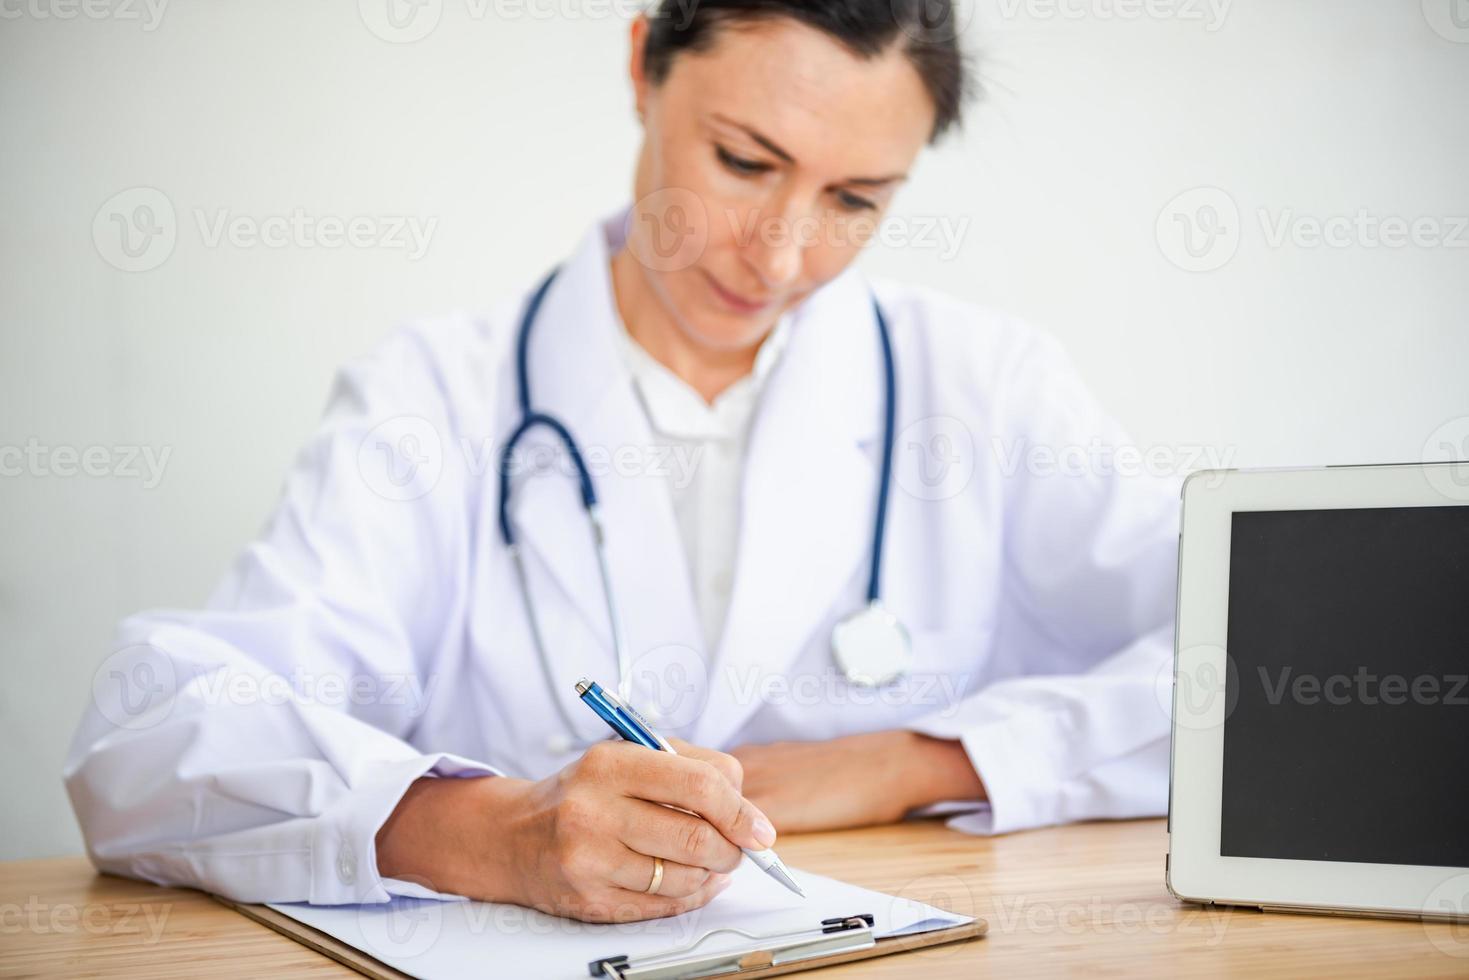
[895, 731, 987, 811]
[375, 775, 532, 901]
[731, 730, 987, 833]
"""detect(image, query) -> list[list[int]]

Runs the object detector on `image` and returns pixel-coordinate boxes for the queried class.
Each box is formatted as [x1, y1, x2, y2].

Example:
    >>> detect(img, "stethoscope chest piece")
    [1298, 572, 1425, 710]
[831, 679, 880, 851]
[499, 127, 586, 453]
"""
[831, 601, 912, 688]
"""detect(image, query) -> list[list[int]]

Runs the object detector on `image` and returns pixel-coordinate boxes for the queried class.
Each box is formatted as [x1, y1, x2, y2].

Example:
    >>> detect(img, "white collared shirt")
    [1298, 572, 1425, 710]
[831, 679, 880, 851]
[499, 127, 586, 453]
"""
[612, 314, 793, 652]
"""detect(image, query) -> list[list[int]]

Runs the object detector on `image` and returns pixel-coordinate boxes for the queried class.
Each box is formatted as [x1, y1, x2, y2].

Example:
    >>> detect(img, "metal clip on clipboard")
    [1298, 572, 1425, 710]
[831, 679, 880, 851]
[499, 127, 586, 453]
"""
[588, 914, 876, 980]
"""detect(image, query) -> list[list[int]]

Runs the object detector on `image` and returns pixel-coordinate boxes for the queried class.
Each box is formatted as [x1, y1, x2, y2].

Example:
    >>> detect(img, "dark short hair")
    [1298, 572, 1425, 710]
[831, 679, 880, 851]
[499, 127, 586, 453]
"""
[643, 0, 973, 143]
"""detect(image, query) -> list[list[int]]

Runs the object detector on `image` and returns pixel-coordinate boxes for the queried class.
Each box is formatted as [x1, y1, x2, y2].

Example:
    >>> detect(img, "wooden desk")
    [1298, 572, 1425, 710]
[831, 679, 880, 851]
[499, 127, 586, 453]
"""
[3, 819, 1466, 978]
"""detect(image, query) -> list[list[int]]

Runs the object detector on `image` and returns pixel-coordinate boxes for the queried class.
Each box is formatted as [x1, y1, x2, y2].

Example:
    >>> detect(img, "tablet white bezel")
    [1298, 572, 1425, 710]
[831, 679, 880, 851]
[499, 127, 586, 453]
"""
[1167, 461, 1469, 920]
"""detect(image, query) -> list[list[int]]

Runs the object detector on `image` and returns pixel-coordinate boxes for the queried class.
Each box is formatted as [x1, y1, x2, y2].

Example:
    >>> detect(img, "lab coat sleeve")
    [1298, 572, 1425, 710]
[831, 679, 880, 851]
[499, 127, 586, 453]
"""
[63, 321, 501, 904]
[908, 325, 1181, 835]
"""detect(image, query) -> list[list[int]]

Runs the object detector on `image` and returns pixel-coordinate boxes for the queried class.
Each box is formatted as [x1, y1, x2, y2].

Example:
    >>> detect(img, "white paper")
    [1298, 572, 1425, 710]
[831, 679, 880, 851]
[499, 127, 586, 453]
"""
[267, 861, 972, 979]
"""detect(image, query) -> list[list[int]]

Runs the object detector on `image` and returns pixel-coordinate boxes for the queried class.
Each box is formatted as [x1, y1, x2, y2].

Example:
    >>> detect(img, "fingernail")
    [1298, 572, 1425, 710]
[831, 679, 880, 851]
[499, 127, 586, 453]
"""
[752, 813, 776, 848]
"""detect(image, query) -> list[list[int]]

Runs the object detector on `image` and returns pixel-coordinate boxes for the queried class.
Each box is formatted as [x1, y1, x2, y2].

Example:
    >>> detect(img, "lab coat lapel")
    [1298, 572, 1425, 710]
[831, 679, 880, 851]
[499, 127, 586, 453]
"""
[506, 216, 705, 726]
[694, 269, 884, 747]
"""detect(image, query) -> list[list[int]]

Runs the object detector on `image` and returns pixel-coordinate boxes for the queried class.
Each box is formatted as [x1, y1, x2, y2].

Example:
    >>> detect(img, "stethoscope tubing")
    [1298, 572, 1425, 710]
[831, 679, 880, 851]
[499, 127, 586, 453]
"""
[497, 265, 899, 748]
[867, 299, 896, 606]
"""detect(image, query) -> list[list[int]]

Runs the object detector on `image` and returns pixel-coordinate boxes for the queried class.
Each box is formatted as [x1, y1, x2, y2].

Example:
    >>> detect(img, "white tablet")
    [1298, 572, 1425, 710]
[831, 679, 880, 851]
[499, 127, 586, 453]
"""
[1166, 461, 1469, 921]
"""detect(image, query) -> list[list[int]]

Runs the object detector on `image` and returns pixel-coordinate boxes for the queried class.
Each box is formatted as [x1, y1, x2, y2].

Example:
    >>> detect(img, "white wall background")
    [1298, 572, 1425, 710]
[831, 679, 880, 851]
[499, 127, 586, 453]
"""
[1, 1, 1465, 860]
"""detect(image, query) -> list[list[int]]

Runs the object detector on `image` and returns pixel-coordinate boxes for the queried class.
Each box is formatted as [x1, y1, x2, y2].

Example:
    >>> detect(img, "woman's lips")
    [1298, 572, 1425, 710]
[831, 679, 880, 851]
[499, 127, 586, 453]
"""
[702, 270, 774, 315]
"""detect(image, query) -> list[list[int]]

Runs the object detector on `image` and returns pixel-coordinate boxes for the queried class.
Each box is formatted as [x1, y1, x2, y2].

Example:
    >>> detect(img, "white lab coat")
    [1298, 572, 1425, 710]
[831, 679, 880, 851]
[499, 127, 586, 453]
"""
[64, 208, 1181, 906]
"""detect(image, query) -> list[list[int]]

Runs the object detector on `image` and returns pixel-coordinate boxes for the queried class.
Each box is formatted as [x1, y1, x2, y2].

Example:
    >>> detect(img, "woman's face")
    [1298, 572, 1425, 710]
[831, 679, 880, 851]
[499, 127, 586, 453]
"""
[624, 17, 937, 352]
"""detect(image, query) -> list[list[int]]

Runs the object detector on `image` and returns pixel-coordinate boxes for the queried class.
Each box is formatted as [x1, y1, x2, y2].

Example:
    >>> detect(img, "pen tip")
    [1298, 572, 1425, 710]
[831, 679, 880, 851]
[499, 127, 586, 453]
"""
[769, 864, 805, 898]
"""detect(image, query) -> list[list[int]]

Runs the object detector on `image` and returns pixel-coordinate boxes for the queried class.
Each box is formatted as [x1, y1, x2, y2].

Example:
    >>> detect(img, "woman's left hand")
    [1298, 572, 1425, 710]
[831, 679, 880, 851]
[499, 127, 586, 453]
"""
[729, 730, 986, 834]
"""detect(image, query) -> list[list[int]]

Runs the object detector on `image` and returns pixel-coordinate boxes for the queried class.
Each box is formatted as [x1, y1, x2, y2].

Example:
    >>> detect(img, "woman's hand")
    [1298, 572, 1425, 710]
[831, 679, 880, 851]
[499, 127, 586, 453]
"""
[375, 739, 775, 922]
[731, 731, 986, 834]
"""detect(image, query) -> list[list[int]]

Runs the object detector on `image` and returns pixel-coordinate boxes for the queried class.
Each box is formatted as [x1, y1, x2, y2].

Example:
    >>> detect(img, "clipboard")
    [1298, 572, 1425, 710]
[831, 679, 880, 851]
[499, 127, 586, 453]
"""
[586, 913, 985, 979]
[217, 898, 985, 980]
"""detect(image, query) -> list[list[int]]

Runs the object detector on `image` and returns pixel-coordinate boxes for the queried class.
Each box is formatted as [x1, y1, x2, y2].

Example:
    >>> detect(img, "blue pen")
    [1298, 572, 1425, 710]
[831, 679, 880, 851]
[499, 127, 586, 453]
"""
[575, 677, 805, 897]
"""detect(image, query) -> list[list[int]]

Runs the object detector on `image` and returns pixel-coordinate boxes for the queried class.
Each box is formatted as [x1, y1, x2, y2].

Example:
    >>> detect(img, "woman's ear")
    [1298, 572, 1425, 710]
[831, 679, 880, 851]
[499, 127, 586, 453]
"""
[629, 15, 651, 124]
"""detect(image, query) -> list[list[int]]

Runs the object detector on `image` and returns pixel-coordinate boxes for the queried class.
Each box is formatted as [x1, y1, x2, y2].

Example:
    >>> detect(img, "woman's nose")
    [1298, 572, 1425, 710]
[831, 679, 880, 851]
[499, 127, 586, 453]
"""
[739, 206, 806, 291]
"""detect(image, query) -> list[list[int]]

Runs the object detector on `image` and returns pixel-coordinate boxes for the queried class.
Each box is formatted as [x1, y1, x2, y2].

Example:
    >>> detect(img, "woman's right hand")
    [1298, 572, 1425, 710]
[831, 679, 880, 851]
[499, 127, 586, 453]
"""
[375, 739, 777, 922]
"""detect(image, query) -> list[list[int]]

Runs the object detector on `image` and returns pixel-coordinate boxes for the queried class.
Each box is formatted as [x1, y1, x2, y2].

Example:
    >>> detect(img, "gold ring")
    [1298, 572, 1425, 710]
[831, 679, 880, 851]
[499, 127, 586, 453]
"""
[645, 856, 665, 895]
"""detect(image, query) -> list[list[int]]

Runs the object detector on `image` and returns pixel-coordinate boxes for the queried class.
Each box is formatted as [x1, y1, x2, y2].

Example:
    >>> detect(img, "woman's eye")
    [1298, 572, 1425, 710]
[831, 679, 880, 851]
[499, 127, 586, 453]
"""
[716, 145, 771, 177]
[834, 189, 877, 213]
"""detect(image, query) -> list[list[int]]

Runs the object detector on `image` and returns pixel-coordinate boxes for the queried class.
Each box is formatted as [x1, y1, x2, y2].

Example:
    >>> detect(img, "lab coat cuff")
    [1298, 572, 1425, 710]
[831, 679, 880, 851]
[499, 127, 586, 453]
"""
[925, 709, 1073, 836]
[312, 753, 500, 904]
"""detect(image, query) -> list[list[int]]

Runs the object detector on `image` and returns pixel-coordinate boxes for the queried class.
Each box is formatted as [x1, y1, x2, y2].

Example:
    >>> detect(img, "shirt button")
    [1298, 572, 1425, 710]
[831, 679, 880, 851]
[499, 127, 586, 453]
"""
[337, 843, 357, 884]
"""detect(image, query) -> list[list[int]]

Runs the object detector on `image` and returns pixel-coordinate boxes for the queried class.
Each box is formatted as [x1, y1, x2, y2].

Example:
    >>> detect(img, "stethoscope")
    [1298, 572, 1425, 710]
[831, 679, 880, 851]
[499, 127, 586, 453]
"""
[498, 267, 912, 751]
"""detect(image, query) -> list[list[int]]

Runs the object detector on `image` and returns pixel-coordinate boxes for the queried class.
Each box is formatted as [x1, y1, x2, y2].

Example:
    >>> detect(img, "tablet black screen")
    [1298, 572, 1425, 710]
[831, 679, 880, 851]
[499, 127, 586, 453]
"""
[1220, 504, 1469, 868]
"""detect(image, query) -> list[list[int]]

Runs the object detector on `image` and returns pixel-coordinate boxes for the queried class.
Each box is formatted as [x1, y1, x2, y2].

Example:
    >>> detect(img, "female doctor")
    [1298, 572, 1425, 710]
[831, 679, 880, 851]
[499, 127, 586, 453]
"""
[65, 0, 1180, 924]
